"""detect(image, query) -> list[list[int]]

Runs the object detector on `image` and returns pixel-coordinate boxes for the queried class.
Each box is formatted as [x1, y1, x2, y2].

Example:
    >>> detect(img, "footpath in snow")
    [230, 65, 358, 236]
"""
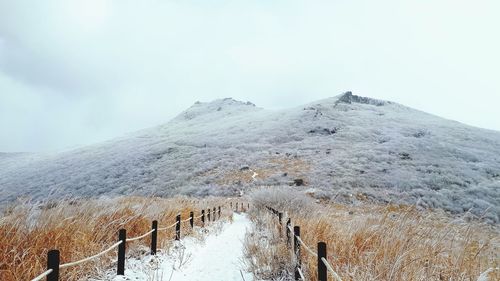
[97, 213, 253, 281]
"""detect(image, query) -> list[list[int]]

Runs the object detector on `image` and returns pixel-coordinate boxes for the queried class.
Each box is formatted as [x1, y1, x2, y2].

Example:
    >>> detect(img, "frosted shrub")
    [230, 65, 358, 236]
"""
[249, 187, 314, 214]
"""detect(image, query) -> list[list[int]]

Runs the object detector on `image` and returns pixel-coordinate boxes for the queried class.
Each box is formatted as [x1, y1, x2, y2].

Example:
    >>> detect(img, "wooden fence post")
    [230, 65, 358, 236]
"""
[278, 212, 283, 238]
[190, 211, 194, 228]
[294, 226, 301, 281]
[47, 249, 60, 281]
[175, 214, 181, 240]
[202, 210, 205, 227]
[213, 207, 216, 221]
[318, 242, 327, 281]
[286, 218, 291, 246]
[218, 206, 221, 219]
[117, 229, 126, 275]
[236, 202, 238, 212]
[151, 220, 158, 255]
[207, 209, 211, 222]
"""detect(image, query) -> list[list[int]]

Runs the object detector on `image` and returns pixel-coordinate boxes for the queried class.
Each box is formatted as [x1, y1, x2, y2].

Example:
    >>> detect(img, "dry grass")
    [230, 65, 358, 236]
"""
[0, 196, 232, 281]
[199, 155, 312, 186]
[248, 194, 499, 281]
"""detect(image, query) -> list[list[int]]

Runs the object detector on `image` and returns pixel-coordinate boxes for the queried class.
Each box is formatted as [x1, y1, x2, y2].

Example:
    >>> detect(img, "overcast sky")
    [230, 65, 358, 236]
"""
[1, 0, 499, 152]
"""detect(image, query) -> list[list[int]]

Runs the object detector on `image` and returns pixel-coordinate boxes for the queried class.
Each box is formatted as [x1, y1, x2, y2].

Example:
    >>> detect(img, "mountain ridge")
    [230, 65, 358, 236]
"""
[1, 93, 499, 222]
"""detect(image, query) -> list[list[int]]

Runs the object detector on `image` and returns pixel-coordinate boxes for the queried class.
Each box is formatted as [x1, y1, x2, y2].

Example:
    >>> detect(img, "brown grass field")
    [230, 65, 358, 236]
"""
[1, 191, 498, 281]
[246, 190, 499, 281]
[0, 196, 232, 281]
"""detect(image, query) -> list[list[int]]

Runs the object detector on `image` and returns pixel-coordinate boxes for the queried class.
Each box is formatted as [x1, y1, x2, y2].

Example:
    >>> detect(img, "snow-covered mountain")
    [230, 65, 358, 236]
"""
[1, 93, 499, 221]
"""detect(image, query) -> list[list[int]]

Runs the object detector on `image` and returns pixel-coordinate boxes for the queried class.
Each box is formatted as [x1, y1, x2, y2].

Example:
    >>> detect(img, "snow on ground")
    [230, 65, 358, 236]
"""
[94, 213, 253, 281]
[477, 268, 498, 281]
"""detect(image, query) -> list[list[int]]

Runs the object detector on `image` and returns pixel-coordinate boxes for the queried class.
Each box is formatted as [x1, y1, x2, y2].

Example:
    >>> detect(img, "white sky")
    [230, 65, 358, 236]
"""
[0, 0, 499, 152]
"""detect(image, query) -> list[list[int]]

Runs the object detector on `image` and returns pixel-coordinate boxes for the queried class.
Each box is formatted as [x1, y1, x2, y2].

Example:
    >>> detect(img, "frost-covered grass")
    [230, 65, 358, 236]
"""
[246, 188, 500, 281]
[0, 196, 230, 281]
[1, 93, 499, 221]
[244, 211, 294, 280]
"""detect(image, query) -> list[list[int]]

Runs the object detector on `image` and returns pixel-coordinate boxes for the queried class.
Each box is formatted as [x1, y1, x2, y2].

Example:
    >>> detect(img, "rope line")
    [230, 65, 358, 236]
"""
[30, 269, 53, 281]
[126, 229, 155, 242]
[181, 217, 192, 223]
[297, 267, 306, 280]
[296, 236, 318, 257]
[321, 257, 343, 281]
[158, 221, 178, 231]
[59, 241, 123, 269]
[287, 224, 317, 257]
[277, 208, 342, 281]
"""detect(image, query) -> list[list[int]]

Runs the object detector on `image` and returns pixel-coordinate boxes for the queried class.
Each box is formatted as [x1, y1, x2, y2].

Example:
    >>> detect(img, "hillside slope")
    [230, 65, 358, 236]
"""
[1, 93, 499, 221]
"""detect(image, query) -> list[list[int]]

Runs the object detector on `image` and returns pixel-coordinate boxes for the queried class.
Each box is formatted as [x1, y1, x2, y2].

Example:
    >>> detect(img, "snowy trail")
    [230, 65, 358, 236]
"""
[249, 169, 259, 181]
[101, 213, 253, 281]
[170, 213, 253, 281]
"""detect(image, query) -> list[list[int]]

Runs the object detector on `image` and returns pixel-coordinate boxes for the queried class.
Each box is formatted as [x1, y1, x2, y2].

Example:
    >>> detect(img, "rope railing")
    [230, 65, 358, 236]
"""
[295, 236, 318, 257]
[158, 221, 178, 231]
[266, 205, 342, 281]
[30, 202, 244, 281]
[297, 267, 306, 280]
[31, 269, 53, 281]
[126, 229, 155, 242]
[60, 241, 123, 268]
[321, 257, 343, 281]
[287, 224, 318, 257]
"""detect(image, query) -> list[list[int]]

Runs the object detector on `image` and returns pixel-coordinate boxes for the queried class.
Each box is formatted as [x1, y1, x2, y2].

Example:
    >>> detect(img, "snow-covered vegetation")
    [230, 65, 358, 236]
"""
[1, 93, 499, 221]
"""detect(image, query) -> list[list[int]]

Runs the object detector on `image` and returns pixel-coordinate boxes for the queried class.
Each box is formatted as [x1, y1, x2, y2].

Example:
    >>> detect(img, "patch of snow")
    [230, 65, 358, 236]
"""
[477, 268, 498, 281]
[249, 169, 259, 181]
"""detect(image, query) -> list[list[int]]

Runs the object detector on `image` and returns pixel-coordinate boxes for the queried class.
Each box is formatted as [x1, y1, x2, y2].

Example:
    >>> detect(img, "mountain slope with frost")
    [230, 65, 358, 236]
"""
[1, 94, 499, 221]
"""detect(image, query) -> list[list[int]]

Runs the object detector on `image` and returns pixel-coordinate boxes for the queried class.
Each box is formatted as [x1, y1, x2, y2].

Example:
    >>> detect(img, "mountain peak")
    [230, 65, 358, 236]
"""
[175, 98, 259, 121]
[193, 98, 256, 108]
[336, 91, 389, 106]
